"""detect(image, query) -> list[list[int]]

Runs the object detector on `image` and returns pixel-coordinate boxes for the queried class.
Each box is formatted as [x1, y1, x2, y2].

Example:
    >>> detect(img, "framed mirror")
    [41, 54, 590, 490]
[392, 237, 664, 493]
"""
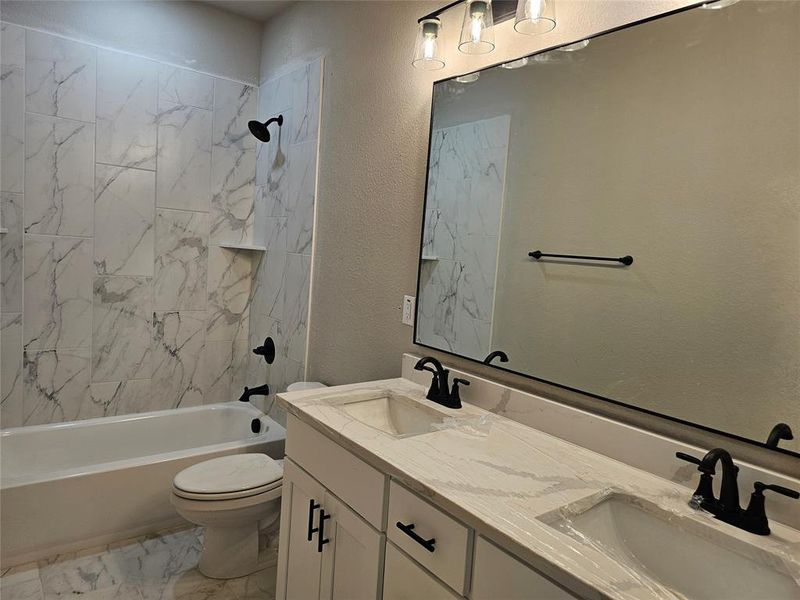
[414, 0, 800, 455]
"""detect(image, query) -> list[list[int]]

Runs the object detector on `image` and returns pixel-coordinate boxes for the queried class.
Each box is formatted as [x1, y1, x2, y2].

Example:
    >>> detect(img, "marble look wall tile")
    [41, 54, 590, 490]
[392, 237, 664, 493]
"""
[1, 192, 23, 312]
[23, 347, 91, 425]
[254, 111, 290, 214]
[90, 379, 154, 417]
[92, 276, 153, 382]
[282, 253, 310, 363]
[1, 64, 24, 193]
[251, 249, 285, 321]
[152, 310, 205, 408]
[156, 102, 212, 212]
[26, 30, 96, 122]
[153, 209, 208, 311]
[258, 71, 293, 117]
[1, 23, 25, 70]
[158, 65, 214, 109]
[206, 247, 252, 342]
[210, 80, 256, 245]
[1, 312, 23, 428]
[25, 113, 94, 236]
[203, 340, 233, 404]
[23, 234, 92, 350]
[94, 165, 155, 276]
[286, 140, 316, 255]
[290, 58, 321, 144]
[263, 217, 287, 251]
[96, 50, 158, 170]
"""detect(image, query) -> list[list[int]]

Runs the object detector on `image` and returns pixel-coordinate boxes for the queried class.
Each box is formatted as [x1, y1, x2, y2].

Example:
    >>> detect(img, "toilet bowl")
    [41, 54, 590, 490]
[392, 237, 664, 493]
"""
[171, 454, 283, 579]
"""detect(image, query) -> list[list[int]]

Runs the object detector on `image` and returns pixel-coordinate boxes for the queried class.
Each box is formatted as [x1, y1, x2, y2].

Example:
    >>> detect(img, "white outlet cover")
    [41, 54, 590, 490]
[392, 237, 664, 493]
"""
[402, 295, 416, 326]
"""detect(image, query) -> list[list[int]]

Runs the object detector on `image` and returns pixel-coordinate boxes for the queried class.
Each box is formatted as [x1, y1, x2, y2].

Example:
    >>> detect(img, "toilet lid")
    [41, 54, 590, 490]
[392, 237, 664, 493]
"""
[173, 454, 283, 496]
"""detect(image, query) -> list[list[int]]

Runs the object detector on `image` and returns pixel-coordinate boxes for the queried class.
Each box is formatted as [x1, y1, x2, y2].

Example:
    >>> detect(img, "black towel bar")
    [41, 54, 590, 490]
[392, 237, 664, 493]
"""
[528, 251, 633, 266]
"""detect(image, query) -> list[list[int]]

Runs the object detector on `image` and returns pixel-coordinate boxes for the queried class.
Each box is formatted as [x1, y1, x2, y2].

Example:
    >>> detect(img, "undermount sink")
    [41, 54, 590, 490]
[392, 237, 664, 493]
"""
[539, 494, 798, 600]
[338, 392, 447, 438]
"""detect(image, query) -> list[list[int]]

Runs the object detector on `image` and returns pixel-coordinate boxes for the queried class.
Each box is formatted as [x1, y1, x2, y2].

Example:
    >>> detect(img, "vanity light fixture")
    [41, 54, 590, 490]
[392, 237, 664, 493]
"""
[413, 18, 446, 70]
[459, 0, 495, 54]
[514, 0, 557, 35]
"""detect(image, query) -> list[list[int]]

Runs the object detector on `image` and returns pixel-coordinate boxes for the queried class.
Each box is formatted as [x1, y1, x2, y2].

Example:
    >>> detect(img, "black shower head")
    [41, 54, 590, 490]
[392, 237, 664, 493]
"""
[248, 115, 283, 143]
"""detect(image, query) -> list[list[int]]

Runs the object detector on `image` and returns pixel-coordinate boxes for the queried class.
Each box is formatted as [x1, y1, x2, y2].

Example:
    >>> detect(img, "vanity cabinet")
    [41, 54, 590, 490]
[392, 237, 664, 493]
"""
[277, 414, 581, 600]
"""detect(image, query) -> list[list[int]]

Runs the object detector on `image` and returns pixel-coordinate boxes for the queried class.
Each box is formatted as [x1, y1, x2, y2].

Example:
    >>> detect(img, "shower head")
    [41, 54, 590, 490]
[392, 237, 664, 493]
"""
[248, 115, 283, 143]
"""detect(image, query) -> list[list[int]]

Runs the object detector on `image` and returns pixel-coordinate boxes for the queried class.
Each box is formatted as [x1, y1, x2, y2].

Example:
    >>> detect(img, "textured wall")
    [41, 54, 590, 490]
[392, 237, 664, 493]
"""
[0, 1, 262, 84]
[0, 23, 260, 427]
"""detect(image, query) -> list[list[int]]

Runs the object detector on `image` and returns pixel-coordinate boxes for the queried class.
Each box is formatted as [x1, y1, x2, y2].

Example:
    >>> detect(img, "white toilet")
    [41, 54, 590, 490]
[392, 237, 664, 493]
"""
[171, 453, 283, 579]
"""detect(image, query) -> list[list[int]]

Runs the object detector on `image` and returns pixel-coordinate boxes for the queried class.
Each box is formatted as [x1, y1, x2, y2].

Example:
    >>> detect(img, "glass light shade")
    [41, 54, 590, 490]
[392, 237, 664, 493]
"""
[413, 18, 445, 70]
[514, 0, 556, 35]
[455, 72, 480, 83]
[501, 57, 529, 69]
[700, 0, 740, 8]
[459, 0, 495, 55]
[557, 39, 590, 52]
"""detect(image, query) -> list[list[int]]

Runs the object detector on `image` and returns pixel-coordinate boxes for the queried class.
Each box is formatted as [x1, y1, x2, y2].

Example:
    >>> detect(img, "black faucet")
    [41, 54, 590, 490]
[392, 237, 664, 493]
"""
[238, 384, 270, 403]
[483, 350, 509, 365]
[413, 357, 468, 409]
[765, 423, 793, 449]
[676, 448, 798, 535]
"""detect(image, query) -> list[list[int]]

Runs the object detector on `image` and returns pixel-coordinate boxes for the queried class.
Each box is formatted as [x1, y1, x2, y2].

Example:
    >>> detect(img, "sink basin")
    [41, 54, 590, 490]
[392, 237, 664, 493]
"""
[540, 494, 798, 600]
[339, 392, 447, 438]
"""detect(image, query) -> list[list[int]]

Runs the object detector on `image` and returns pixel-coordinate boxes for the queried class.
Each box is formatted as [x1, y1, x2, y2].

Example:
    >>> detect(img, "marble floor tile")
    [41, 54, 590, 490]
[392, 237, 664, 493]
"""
[94, 165, 155, 276]
[23, 234, 92, 351]
[26, 30, 96, 123]
[0, 562, 43, 600]
[154, 209, 208, 311]
[1, 312, 24, 427]
[24, 113, 94, 237]
[1, 191, 23, 311]
[1, 63, 25, 193]
[96, 50, 158, 170]
[151, 311, 205, 408]
[92, 276, 153, 382]
[156, 102, 212, 212]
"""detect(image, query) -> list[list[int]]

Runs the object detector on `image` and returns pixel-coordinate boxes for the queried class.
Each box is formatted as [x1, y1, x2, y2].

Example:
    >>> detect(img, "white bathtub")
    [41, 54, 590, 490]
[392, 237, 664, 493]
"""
[0, 402, 285, 568]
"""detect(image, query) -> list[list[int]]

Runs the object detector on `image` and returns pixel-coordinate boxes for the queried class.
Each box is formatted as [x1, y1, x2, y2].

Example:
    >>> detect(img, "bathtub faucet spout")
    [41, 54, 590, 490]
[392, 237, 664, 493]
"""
[238, 384, 270, 403]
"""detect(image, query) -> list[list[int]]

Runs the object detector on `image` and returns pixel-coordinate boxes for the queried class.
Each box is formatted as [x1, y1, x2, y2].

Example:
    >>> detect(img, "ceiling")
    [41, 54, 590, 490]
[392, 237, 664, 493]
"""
[200, 0, 293, 22]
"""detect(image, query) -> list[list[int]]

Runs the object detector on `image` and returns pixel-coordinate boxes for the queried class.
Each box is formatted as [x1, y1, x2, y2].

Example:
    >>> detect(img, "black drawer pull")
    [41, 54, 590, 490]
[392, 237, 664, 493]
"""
[396, 522, 436, 553]
[317, 510, 331, 552]
[307, 499, 320, 541]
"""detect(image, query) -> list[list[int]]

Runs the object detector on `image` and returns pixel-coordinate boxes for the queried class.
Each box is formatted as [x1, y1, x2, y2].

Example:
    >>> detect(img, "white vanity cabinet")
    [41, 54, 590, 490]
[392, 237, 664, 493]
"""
[277, 414, 581, 600]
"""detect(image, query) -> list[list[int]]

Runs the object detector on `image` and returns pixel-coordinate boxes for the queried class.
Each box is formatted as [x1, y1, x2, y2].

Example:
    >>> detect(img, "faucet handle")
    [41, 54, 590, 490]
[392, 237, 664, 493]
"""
[754, 481, 800, 499]
[676, 452, 702, 466]
[449, 378, 470, 406]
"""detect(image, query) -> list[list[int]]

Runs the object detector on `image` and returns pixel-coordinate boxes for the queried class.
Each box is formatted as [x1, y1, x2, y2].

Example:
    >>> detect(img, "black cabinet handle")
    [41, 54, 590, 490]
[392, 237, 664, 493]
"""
[307, 499, 320, 541]
[396, 522, 436, 553]
[317, 510, 331, 553]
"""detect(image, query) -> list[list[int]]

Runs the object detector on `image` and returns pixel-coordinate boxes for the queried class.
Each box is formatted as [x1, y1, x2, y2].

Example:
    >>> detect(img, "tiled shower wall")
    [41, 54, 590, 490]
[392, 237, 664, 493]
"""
[0, 23, 320, 428]
[250, 58, 322, 425]
[417, 115, 510, 361]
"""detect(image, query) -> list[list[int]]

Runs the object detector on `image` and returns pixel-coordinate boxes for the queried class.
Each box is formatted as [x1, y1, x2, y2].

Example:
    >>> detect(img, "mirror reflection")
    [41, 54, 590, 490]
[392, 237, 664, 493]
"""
[416, 1, 799, 452]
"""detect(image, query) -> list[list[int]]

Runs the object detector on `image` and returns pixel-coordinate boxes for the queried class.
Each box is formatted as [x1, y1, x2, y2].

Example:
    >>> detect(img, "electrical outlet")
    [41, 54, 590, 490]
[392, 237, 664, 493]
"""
[402, 295, 416, 326]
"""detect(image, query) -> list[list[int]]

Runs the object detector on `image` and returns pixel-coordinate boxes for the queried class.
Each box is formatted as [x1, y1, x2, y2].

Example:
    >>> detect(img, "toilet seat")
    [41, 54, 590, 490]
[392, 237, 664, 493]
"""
[173, 454, 283, 501]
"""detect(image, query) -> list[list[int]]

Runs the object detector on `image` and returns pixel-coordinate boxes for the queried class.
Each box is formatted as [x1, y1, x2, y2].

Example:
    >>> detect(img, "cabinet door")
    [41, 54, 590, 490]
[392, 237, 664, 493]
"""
[383, 543, 462, 600]
[319, 492, 384, 600]
[277, 459, 328, 600]
[471, 537, 577, 600]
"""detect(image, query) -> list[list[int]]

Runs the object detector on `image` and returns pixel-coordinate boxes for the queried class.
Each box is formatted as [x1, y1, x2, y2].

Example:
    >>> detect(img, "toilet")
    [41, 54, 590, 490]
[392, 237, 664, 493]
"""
[171, 453, 283, 579]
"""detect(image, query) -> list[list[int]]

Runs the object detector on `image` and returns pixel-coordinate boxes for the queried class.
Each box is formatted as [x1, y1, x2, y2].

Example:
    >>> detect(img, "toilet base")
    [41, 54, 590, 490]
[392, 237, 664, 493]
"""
[199, 523, 262, 579]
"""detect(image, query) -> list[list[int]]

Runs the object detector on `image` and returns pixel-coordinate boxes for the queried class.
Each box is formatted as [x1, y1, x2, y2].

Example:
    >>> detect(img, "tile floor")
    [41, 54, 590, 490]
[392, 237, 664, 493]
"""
[0, 526, 277, 600]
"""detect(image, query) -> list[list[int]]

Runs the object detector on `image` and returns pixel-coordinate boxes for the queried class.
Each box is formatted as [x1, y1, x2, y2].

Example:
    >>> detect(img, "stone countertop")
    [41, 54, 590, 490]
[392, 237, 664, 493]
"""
[277, 378, 800, 600]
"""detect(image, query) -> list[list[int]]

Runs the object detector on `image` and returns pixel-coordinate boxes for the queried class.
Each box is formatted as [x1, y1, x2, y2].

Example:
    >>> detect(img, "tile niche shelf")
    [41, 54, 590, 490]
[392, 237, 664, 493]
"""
[218, 243, 267, 252]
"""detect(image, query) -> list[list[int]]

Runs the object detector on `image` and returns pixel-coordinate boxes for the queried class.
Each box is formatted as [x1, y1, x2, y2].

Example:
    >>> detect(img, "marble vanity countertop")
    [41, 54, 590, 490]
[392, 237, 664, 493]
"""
[277, 378, 800, 600]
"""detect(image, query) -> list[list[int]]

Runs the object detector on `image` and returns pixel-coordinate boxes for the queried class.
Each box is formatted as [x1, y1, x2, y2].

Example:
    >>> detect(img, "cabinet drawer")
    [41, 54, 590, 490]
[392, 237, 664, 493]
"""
[383, 543, 462, 600]
[387, 480, 470, 595]
[286, 415, 387, 529]
[472, 537, 578, 599]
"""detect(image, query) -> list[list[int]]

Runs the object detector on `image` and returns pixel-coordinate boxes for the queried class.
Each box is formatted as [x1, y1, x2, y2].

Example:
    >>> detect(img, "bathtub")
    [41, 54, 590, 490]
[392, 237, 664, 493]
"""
[0, 402, 285, 568]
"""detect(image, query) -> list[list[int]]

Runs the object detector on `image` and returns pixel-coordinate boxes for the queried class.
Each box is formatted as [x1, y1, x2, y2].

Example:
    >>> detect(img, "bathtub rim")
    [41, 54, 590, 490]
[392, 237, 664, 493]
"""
[0, 402, 285, 489]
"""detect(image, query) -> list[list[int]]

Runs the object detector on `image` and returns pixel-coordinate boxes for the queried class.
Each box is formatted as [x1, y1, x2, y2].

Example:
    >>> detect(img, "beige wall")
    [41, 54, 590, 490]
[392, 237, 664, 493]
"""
[0, 1, 262, 83]
[259, 1, 799, 473]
